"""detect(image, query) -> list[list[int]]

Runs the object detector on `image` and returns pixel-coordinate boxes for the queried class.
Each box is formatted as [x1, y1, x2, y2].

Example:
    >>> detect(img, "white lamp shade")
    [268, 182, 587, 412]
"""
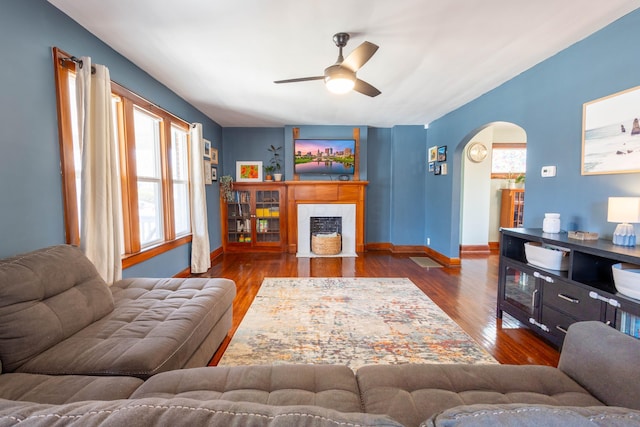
[607, 197, 640, 223]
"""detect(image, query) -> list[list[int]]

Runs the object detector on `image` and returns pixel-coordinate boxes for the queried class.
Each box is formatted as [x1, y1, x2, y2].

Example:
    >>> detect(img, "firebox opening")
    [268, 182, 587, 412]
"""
[310, 216, 342, 253]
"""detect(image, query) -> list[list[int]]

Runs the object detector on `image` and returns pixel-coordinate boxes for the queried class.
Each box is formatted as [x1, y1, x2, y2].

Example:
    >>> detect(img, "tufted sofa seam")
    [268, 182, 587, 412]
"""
[1, 403, 379, 426]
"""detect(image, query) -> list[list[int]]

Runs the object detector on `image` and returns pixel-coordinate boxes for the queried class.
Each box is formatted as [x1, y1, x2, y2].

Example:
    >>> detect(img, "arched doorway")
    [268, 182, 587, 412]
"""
[460, 122, 526, 253]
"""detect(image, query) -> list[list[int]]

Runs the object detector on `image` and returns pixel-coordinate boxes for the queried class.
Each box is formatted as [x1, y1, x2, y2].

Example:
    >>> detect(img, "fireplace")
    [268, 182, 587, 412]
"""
[297, 204, 356, 257]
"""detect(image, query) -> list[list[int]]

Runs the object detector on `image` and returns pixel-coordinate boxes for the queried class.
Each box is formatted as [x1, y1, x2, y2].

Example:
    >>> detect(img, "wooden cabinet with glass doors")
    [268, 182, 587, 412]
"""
[500, 188, 525, 228]
[220, 182, 286, 252]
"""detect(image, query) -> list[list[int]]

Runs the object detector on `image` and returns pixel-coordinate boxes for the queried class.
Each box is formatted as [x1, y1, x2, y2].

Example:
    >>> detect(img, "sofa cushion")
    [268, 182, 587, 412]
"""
[357, 364, 603, 427]
[0, 245, 113, 372]
[423, 404, 640, 427]
[16, 277, 236, 379]
[559, 321, 640, 411]
[0, 373, 143, 404]
[131, 364, 363, 413]
[0, 398, 403, 427]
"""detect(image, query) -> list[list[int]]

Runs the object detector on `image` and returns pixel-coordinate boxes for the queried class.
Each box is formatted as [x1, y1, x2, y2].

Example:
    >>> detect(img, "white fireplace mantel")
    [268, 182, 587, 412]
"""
[297, 204, 356, 257]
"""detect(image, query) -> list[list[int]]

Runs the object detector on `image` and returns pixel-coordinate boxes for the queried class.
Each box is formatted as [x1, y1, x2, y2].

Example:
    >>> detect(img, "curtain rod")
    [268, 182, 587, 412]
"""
[60, 55, 96, 74]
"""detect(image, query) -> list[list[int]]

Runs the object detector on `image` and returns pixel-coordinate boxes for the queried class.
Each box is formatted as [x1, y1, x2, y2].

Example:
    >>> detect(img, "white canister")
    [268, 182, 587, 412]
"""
[543, 213, 561, 233]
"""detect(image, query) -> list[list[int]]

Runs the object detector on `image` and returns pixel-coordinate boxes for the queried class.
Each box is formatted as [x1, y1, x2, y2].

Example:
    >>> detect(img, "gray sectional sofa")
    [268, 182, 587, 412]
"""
[0, 322, 639, 425]
[1, 246, 639, 425]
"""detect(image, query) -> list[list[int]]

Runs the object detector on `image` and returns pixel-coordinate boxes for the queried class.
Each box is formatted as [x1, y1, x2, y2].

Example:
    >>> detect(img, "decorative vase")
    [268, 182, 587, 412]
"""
[274, 173, 282, 182]
[543, 213, 561, 233]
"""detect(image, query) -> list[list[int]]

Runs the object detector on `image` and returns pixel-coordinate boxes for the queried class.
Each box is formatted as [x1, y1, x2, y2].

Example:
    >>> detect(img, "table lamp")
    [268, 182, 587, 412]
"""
[607, 197, 640, 246]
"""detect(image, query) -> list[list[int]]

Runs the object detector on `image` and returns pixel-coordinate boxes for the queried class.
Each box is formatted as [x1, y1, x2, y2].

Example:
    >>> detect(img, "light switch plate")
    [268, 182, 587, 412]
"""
[541, 165, 556, 177]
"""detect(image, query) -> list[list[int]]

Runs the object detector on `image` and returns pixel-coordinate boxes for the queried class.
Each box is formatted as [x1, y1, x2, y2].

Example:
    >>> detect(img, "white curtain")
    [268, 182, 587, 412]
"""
[189, 123, 211, 273]
[76, 57, 123, 284]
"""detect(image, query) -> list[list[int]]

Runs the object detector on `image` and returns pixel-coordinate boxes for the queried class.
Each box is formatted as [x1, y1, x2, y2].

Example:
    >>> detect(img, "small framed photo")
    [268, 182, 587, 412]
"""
[440, 163, 448, 175]
[428, 146, 438, 162]
[211, 147, 219, 165]
[236, 161, 263, 182]
[437, 146, 447, 162]
[204, 160, 212, 185]
[211, 165, 217, 182]
[428, 162, 434, 172]
[434, 164, 441, 175]
[203, 139, 211, 160]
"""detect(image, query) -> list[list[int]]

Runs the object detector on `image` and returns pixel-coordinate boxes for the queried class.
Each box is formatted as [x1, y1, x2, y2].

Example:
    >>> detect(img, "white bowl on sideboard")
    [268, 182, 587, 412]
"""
[524, 242, 570, 271]
[612, 263, 640, 300]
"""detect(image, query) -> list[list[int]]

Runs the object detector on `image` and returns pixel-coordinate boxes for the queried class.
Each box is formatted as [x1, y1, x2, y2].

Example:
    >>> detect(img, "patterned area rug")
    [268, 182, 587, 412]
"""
[219, 277, 497, 370]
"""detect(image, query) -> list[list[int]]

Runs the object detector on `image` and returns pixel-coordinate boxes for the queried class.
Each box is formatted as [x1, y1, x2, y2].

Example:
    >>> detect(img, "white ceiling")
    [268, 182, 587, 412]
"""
[48, 0, 639, 128]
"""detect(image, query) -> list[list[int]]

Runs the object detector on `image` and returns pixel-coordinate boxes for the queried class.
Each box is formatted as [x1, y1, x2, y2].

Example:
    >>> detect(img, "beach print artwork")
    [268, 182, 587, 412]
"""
[582, 86, 640, 175]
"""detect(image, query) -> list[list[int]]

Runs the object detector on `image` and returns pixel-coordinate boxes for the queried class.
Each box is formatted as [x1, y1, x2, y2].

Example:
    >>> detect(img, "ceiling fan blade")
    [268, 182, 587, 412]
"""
[353, 79, 381, 97]
[274, 76, 324, 84]
[341, 41, 379, 72]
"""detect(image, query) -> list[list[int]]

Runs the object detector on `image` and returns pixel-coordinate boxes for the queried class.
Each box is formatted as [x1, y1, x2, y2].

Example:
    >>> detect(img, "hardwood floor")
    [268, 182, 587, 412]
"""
[198, 250, 560, 367]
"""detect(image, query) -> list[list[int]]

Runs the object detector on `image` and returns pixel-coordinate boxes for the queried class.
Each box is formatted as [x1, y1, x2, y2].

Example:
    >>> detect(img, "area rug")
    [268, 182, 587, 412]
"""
[218, 277, 497, 370]
[410, 257, 443, 268]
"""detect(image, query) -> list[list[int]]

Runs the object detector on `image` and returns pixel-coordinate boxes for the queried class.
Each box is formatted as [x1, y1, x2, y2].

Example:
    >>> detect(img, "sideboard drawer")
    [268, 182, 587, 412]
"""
[540, 305, 575, 344]
[543, 280, 601, 320]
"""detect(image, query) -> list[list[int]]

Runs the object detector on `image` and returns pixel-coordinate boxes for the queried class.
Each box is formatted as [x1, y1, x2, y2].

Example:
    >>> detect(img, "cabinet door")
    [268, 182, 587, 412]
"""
[225, 190, 253, 246]
[500, 262, 541, 323]
[254, 188, 282, 247]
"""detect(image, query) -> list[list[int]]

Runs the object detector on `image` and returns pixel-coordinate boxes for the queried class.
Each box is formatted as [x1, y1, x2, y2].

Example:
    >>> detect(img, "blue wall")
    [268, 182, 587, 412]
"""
[0, 0, 223, 277]
[427, 8, 640, 258]
[222, 128, 285, 177]
[365, 127, 392, 243]
[390, 126, 427, 245]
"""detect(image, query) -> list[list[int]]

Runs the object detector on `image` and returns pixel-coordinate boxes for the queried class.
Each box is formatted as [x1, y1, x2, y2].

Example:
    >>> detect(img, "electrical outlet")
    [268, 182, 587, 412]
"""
[427, 237, 431, 246]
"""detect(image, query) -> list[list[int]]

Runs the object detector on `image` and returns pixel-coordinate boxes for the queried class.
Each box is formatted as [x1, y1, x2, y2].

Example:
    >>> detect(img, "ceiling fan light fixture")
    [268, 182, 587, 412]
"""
[325, 76, 355, 94]
[324, 65, 356, 94]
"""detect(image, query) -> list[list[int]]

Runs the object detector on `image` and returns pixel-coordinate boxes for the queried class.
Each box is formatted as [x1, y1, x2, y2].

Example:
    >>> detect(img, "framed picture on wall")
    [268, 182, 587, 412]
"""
[434, 164, 441, 175]
[236, 161, 263, 182]
[211, 147, 219, 165]
[428, 162, 434, 172]
[204, 160, 212, 185]
[428, 146, 438, 162]
[203, 139, 211, 160]
[211, 165, 218, 182]
[437, 145, 447, 162]
[582, 85, 640, 175]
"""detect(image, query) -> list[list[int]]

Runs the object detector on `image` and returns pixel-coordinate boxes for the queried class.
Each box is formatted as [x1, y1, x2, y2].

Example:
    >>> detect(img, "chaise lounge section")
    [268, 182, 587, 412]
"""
[0, 245, 235, 379]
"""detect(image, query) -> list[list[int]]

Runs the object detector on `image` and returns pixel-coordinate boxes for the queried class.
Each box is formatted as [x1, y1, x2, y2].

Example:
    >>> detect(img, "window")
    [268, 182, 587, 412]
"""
[53, 47, 192, 267]
[491, 143, 526, 179]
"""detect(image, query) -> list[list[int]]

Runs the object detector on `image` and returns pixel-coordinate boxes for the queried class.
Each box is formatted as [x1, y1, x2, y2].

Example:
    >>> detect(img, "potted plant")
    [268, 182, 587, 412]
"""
[267, 145, 283, 181]
[219, 175, 234, 202]
[263, 165, 275, 181]
[515, 174, 525, 188]
[505, 172, 515, 189]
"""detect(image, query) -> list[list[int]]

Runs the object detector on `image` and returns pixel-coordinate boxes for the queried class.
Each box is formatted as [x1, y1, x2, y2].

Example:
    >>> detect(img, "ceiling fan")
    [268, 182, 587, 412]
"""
[274, 32, 381, 97]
